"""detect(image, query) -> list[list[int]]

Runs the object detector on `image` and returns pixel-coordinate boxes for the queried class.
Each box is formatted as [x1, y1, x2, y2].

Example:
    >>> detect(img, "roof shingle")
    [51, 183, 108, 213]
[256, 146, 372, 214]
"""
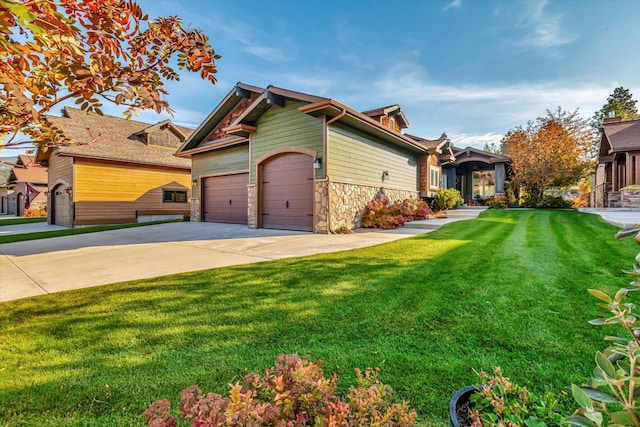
[41, 107, 192, 169]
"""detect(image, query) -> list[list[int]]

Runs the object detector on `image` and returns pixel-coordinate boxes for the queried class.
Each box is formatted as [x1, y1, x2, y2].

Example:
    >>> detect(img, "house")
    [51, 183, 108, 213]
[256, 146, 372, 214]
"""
[35, 107, 193, 227]
[442, 146, 510, 204]
[593, 117, 640, 208]
[4, 155, 48, 216]
[175, 82, 454, 233]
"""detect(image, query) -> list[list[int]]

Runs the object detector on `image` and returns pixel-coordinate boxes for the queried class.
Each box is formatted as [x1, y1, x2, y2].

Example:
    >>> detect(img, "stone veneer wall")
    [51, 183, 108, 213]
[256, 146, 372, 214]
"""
[247, 184, 257, 228]
[190, 197, 201, 222]
[621, 188, 640, 208]
[314, 180, 329, 233]
[328, 181, 419, 232]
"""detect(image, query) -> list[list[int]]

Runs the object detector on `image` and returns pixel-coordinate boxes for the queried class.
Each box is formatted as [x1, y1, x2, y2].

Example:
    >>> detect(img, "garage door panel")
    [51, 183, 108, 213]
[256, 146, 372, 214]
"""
[261, 153, 313, 232]
[203, 173, 248, 224]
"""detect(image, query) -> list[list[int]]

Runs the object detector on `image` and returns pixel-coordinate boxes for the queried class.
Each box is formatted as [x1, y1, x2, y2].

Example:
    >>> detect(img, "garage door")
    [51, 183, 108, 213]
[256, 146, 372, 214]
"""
[53, 186, 71, 227]
[261, 153, 313, 231]
[203, 173, 249, 223]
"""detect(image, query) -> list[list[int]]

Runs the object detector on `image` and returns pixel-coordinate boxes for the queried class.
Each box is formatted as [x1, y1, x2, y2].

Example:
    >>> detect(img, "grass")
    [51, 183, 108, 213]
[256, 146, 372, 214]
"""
[0, 210, 637, 426]
[0, 216, 47, 226]
[0, 220, 181, 244]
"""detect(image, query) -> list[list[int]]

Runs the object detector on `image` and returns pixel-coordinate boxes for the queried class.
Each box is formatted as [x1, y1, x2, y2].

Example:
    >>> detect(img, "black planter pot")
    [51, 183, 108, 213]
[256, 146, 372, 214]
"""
[449, 385, 480, 427]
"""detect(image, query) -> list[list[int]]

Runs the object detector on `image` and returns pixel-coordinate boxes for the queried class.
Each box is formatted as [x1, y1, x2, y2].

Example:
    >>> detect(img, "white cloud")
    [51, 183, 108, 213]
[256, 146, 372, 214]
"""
[443, 0, 462, 11]
[448, 132, 504, 149]
[201, 14, 292, 62]
[514, 0, 577, 48]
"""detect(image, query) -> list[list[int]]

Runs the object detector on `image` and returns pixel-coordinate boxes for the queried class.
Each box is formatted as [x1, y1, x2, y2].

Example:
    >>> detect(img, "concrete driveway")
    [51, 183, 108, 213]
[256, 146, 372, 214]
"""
[1, 210, 482, 303]
[3, 207, 636, 303]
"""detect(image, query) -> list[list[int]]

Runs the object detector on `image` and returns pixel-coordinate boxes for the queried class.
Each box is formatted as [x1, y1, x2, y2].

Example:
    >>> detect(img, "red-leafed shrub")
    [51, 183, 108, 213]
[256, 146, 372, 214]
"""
[362, 197, 432, 229]
[142, 354, 417, 426]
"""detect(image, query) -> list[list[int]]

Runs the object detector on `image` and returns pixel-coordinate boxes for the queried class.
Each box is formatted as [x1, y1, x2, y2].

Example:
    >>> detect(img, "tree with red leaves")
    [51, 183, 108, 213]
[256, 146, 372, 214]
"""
[0, 0, 221, 149]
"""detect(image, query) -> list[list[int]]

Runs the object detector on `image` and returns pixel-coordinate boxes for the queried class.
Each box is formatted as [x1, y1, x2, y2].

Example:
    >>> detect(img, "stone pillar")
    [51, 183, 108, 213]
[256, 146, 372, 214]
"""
[190, 198, 201, 222]
[247, 184, 257, 229]
[314, 180, 329, 233]
[494, 163, 505, 196]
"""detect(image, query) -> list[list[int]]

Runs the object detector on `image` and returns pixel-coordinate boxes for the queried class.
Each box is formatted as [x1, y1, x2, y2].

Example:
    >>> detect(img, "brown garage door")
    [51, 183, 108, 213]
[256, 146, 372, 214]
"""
[203, 173, 249, 223]
[261, 153, 313, 231]
[53, 186, 71, 227]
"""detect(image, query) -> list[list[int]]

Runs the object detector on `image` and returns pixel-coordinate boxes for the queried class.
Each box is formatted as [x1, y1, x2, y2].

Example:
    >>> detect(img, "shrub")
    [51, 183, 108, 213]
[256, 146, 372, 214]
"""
[142, 354, 417, 427]
[535, 196, 573, 209]
[486, 197, 507, 209]
[469, 367, 564, 426]
[23, 206, 47, 217]
[362, 197, 432, 229]
[432, 188, 463, 211]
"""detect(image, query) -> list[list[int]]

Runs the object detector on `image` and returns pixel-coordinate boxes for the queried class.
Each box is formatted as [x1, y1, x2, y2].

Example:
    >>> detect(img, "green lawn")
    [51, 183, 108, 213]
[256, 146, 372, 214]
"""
[0, 216, 47, 226]
[0, 220, 181, 244]
[0, 210, 636, 426]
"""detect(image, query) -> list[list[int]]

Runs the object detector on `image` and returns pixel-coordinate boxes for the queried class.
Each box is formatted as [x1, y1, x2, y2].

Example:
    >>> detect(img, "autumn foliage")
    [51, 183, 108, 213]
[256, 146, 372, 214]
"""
[142, 354, 417, 427]
[0, 0, 221, 149]
[502, 108, 594, 206]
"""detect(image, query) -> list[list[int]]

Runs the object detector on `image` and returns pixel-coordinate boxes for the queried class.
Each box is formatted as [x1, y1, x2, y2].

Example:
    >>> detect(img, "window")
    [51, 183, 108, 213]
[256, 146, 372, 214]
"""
[429, 166, 440, 189]
[472, 170, 495, 198]
[163, 189, 188, 203]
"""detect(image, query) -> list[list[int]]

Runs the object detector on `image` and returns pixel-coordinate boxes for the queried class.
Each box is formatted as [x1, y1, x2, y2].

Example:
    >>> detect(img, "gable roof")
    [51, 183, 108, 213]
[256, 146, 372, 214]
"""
[17, 154, 36, 167]
[600, 119, 640, 155]
[361, 104, 409, 129]
[450, 146, 510, 165]
[177, 82, 449, 157]
[10, 166, 48, 184]
[36, 107, 192, 169]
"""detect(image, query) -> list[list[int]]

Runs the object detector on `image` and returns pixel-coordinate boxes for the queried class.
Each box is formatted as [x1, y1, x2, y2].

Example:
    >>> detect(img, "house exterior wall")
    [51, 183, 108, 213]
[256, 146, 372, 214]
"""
[46, 153, 74, 224]
[325, 123, 419, 232]
[250, 101, 324, 185]
[328, 181, 418, 232]
[190, 145, 250, 221]
[72, 158, 191, 225]
[327, 124, 418, 191]
[12, 182, 47, 215]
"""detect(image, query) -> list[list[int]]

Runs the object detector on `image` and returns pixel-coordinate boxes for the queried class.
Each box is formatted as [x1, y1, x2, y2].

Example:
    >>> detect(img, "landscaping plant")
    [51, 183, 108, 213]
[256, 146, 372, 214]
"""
[362, 197, 431, 229]
[142, 354, 417, 426]
[468, 367, 564, 426]
[566, 226, 640, 427]
[432, 188, 463, 212]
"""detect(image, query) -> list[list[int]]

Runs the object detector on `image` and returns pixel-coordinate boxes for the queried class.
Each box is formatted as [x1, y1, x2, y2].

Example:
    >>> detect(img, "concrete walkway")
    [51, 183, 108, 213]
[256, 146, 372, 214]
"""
[578, 208, 640, 229]
[0, 208, 484, 303]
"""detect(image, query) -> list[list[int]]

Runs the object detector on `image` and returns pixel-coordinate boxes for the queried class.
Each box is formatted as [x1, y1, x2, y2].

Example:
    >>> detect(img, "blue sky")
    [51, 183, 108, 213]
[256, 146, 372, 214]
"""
[19, 0, 640, 154]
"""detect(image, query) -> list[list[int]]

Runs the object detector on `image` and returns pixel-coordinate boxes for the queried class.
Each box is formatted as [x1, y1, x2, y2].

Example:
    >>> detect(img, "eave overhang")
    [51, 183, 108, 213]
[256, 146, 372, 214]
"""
[299, 100, 427, 153]
[174, 137, 249, 158]
[175, 82, 263, 155]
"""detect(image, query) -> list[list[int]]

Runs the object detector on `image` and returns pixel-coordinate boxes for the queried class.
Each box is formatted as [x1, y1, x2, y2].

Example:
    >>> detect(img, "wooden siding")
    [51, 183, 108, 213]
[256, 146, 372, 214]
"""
[250, 101, 323, 184]
[48, 153, 74, 191]
[73, 158, 190, 224]
[191, 145, 249, 196]
[327, 124, 418, 191]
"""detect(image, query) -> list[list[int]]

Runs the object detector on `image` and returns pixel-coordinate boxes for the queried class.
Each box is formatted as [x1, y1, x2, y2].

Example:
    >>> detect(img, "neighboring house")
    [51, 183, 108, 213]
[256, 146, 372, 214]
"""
[442, 147, 510, 204]
[175, 82, 453, 233]
[35, 107, 193, 227]
[593, 117, 640, 208]
[5, 155, 48, 216]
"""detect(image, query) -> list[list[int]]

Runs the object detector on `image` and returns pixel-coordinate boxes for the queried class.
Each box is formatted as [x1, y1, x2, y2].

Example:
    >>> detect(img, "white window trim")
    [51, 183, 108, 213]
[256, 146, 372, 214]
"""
[429, 166, 440, 190]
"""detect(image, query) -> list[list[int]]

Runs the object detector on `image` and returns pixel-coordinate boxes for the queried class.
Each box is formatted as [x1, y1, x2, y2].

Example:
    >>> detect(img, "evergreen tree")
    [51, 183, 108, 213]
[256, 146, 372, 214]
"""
[593, 87, 640, 125]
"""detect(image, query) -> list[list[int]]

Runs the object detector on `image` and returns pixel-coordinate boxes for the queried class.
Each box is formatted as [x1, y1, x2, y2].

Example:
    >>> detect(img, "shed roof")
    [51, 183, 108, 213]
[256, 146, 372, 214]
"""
[37, 107, 192, 169]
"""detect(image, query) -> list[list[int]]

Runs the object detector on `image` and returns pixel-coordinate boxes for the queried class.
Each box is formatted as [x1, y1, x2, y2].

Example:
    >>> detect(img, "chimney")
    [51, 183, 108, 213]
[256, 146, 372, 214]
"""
[604, 116, 623, 124]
